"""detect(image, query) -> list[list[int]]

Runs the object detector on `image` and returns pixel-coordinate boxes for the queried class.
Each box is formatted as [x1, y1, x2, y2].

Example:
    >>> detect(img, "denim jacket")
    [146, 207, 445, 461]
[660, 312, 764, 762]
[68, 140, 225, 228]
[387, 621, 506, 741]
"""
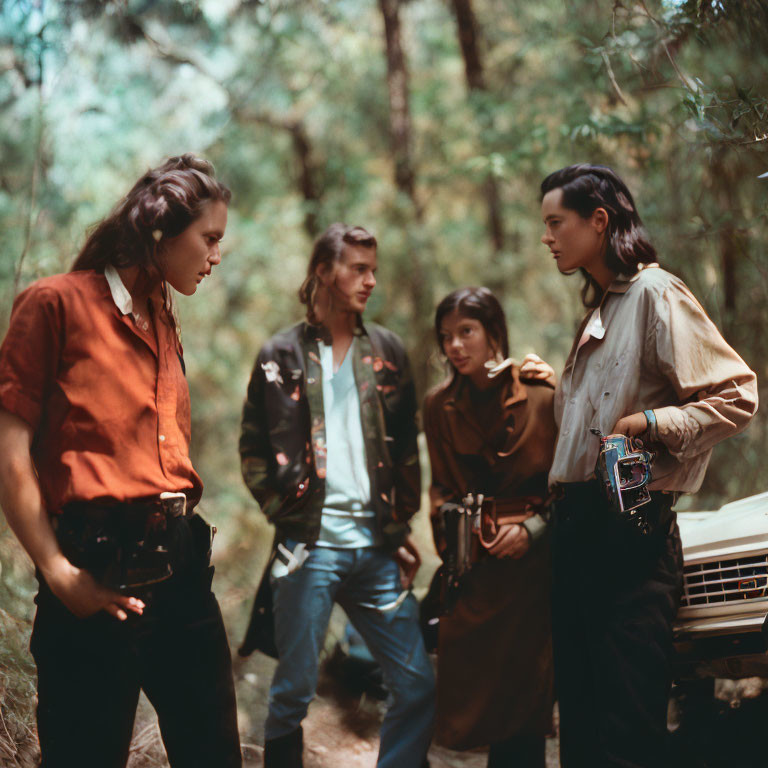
[239, 320, 420, 550]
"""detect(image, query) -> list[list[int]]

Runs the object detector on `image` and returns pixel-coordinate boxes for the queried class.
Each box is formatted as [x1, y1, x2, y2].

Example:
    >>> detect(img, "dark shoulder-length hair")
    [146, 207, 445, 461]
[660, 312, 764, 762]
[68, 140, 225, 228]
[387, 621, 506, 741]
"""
[72, 153, 231, 275]
[71, 153, 230, 342]
[434, 286, 509, 382]
[540, 163, 656, 307]
[298, 222, 377, 325]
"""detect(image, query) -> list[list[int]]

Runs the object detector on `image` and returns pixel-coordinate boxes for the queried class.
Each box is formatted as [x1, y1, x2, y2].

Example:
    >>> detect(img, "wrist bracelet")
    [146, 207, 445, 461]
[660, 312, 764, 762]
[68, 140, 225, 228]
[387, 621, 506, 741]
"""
[643, 409, 657, 441]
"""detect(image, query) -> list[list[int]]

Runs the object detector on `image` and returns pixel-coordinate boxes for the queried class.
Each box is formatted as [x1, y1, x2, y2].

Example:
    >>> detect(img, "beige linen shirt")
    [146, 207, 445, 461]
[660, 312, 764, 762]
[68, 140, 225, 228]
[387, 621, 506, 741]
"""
[549, 264, 758, 492]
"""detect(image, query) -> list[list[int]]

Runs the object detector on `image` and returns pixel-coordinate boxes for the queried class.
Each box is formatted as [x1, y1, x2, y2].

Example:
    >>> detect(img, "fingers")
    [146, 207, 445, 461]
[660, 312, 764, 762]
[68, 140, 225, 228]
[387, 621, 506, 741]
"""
[396, 541, 420, 589]
[397, 545, 417, 566]
[106, 592, 146, 621]
[402, 535, 421, 560]
[519, 361, 546, 374]
[487, 524, 531, 558]
[89, 588, 144, 621]
[510, 527, 531, 559]
[120, 595, 146, 615]
[520, 353, 555, 381]
[46, 559, 146, 621]
[612, 412, 648, 437]
[487, 524, 523, 556]
[398, 564, 417, 589]
[613, 415, 630, 433]
[104, 602, 129, 621]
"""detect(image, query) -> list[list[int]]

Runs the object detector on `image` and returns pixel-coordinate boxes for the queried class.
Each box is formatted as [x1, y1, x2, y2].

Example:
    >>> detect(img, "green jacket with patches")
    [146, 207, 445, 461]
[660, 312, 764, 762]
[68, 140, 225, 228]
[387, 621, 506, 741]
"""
[239, 320, 420, 550]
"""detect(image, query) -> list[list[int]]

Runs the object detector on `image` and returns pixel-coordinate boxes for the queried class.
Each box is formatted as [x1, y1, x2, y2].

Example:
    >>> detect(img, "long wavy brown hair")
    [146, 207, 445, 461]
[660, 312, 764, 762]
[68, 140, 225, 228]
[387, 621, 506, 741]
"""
[71, 153, 231, 340]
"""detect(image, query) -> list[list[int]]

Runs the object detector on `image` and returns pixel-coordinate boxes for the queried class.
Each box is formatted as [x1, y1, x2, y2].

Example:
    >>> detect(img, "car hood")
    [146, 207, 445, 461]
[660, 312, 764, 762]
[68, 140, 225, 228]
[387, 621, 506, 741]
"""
[678, 491, 768, 559]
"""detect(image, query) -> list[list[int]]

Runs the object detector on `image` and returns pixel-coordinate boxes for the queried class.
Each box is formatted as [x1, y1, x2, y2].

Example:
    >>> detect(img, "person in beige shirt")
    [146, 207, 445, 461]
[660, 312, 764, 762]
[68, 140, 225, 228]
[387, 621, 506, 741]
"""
[539, 163, 757, 768]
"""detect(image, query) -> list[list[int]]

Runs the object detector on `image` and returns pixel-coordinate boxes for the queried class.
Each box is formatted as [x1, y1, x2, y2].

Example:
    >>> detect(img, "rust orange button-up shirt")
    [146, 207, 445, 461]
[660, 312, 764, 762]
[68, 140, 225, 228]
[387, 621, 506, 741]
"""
[0, 267, 203, 514]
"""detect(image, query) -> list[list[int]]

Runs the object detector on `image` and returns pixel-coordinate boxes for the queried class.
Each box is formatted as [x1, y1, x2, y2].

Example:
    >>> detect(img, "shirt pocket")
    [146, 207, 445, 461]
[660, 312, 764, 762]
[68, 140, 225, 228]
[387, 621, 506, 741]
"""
[587, 350, 628, 414]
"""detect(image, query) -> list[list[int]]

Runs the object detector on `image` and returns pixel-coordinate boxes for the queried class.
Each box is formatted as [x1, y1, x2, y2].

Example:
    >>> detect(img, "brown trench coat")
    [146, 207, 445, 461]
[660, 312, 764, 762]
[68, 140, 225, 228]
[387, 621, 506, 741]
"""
[423, 364, 558, 750]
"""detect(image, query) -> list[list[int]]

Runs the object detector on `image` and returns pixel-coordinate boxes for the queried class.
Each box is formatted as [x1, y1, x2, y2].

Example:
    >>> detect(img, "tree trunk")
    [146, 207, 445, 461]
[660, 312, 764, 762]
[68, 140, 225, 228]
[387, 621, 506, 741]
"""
[126, 14, 324, 240]
[377, 0, 431, 396]
[450, 0, 485, 90]
[378, 0, 420, 215]
[289, 121, 321, 238]
[448, 0, 505, 253]
[235, 108, 323, 239]
[484, 175, 504, 252]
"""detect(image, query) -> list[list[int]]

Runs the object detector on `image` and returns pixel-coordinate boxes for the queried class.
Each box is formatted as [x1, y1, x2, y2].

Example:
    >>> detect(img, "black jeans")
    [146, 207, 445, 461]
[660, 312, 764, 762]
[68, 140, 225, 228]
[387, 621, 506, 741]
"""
[551, 482, 683, 768]
[30, 514, 241, 768]
[487, 731, 546, 768]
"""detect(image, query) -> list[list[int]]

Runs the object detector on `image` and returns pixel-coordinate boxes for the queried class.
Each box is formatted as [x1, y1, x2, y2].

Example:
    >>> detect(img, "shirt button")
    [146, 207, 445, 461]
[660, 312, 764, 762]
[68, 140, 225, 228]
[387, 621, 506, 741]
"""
[159, 434, 166, 442]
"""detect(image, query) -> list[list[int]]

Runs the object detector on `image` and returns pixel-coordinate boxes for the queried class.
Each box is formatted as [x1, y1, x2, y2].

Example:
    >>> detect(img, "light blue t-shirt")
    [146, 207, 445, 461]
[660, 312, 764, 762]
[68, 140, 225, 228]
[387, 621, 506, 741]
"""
[315, 339, 382, 548]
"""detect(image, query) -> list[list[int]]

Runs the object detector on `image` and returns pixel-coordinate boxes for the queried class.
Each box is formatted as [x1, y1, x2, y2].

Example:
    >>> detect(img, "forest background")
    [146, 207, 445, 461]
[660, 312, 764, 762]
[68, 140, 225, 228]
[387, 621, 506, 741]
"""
[1, 0, 767, 764]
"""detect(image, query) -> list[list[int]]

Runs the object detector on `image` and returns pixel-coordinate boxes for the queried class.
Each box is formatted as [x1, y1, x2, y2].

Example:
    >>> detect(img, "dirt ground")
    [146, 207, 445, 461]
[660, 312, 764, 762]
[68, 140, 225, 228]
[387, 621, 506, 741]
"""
[117, 661, 768, 768]
[123, 645, 561, 768]
[239, 697, 560, 768]
[11, 642, 768, 768]
[227, 599, 560, 768]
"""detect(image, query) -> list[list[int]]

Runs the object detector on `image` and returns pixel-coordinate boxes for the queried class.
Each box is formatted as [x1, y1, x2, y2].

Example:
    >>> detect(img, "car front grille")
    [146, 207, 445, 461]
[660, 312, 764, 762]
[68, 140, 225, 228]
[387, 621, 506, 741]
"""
[682, 554, 768, 607]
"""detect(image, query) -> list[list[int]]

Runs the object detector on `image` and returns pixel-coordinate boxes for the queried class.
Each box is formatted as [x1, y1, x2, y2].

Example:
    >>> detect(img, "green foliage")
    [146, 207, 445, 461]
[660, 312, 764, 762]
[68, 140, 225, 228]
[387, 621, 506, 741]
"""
[0, 0, 763, 560]
[0, 0, 766, 756]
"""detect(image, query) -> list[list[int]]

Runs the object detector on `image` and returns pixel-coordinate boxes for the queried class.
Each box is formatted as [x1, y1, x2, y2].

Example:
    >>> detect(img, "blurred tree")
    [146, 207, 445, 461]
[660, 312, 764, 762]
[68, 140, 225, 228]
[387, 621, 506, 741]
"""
[1, 1, 767, 759]
[0, 0, 766, 598]
[448, 0, 506, 257]
[377, 0, 434, 393]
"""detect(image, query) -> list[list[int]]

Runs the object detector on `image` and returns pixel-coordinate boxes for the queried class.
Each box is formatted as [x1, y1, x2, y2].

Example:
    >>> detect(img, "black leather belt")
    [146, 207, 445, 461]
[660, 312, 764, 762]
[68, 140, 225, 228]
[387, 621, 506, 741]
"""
[553, 480, 677, 537]
[59, 492, 190, 522]
[54, 493, 192, 590]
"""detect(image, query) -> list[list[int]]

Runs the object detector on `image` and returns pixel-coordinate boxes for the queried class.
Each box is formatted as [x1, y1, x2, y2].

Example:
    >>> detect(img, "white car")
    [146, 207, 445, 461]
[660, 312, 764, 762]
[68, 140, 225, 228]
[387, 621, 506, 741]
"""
[675, 491, 768, 680]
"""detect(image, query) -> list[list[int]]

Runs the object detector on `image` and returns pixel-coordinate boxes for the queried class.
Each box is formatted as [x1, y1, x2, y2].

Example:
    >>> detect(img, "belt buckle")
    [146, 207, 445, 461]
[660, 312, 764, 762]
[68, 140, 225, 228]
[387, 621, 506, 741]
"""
[159, 491, 187, 517]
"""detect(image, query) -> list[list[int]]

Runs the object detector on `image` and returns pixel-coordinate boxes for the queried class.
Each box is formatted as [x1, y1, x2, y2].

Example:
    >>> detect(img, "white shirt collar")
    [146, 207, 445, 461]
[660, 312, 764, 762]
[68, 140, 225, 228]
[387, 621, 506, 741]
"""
[104, 264, 134, 316]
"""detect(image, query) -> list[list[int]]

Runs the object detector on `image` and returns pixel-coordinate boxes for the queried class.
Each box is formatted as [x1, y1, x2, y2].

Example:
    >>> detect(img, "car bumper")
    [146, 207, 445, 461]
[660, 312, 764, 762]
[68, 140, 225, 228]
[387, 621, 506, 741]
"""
[675, 612, 768, 638]
[674, 615, 768, 680]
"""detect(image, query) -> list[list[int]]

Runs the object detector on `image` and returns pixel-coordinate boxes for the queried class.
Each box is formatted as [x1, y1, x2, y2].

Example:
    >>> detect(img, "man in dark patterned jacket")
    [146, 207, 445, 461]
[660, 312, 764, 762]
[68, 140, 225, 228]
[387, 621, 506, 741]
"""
[239, 223, 435, 768]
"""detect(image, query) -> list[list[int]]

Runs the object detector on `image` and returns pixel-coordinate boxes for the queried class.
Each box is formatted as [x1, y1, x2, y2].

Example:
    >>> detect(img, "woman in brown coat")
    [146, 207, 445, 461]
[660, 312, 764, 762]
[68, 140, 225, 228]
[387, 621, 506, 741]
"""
[423, 286, 557, 768]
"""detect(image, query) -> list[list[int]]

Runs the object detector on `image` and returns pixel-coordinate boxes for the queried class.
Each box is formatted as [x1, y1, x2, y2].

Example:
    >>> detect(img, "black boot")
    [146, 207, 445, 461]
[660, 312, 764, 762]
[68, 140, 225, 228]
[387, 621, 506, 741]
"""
[264, 726, 303, 768]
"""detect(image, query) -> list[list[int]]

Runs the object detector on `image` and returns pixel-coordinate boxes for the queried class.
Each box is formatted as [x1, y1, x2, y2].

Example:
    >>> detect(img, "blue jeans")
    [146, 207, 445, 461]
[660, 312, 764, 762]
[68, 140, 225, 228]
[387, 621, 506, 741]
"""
[266, 543, 435, 768]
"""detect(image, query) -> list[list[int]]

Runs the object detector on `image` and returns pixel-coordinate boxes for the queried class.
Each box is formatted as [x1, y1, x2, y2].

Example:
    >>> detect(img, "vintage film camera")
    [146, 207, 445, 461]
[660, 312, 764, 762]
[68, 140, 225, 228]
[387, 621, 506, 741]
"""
[591, 429, 655, 534]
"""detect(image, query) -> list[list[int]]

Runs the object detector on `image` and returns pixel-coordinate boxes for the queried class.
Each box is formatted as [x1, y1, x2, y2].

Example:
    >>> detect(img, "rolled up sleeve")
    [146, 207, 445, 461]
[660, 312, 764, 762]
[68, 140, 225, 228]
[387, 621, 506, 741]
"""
[0, 284, 63, 430]
[652, 280, 758, 461]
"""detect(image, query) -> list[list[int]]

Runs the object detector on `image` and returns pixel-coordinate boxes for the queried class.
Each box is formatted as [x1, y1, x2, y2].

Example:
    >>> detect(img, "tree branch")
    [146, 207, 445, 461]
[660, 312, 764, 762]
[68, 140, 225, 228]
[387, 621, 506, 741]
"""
[124, 14, 323, 237]
[601, 51, 629, 106]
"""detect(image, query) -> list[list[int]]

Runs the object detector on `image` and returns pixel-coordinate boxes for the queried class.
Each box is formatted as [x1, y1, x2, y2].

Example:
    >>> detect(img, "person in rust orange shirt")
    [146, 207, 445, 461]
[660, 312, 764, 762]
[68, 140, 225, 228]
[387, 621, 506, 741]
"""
[0, 154, 241, 768]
